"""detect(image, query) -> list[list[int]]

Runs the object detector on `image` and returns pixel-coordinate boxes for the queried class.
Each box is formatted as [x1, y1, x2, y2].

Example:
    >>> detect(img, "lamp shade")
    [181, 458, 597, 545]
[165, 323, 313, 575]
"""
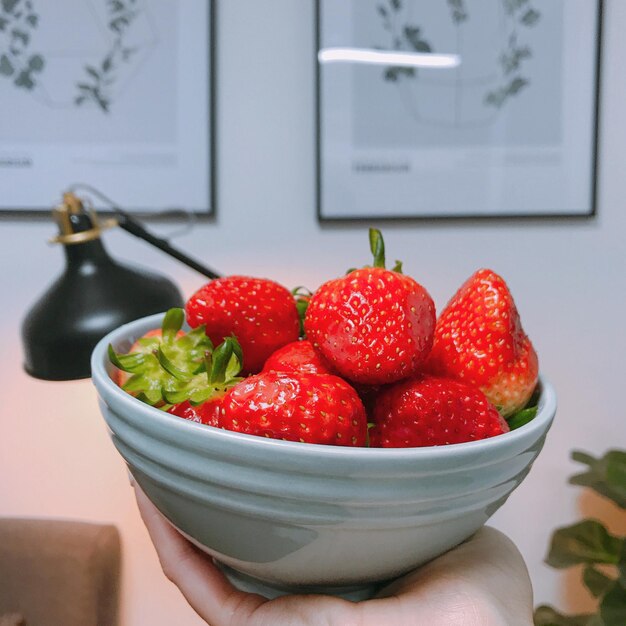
[21, 196, 183, 380]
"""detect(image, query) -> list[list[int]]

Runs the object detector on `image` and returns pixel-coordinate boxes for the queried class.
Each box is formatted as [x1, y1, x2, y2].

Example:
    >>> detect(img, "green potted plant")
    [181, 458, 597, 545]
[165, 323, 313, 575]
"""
[534, 450, 625, 625]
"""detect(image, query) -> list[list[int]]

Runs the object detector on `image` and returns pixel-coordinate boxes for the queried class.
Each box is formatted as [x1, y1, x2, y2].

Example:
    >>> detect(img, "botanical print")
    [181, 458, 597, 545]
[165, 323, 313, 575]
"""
[0, 0, 157, 113]
[352, 0, 560, 147]
[377, 0, 541, 105]
[319, 0, 599, 218]
[0, 0, 211, 214]
[74, 0, 144, 113]
[0, 0, 44, 92]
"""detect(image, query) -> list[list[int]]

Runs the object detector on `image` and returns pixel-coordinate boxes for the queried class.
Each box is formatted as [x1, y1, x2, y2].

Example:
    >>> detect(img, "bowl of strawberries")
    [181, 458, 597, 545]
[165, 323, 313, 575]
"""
[91, 230, 556, 599]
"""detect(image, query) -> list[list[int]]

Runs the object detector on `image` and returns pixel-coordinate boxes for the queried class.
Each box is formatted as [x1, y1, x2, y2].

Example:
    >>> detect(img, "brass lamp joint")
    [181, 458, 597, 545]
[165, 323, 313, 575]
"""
[49, 192, 118, 245]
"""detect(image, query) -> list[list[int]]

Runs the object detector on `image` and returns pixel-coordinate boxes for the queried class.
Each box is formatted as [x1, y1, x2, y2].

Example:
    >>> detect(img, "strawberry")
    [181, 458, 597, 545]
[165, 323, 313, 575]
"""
[369, 375, 509, 448]
[426, 269, 538, 417]
[168, 400, 202, 422]
[168, 397, 221, 427]
[109, 308, 243, 409]
[262, 340, 334, 375]
[186, 276, 300, 374]
[304, 230, 435, 385]
[218, 371, 368, 446]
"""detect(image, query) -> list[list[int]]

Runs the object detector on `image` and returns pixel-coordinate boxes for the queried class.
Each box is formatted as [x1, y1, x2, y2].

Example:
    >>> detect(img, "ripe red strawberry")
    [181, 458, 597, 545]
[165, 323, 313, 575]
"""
[426, 269, 538, 417]
[186, 276, 300, 374]
[168, 398, 221, 427]
[262, 340, 334, 375]
[304, 230, 435, 385]
[168, 400, 202, 422]
[369, 375, 509, 448]
[218, 371, 367, 446]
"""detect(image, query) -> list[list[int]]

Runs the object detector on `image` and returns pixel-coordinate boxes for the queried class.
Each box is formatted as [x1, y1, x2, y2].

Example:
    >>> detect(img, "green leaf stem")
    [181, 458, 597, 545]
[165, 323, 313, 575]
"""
[369, 228, 386, 268]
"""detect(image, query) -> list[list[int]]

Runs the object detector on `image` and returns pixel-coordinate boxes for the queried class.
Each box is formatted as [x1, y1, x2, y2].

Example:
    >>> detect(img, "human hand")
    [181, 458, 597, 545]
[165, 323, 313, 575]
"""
[134, 483, 533, 626]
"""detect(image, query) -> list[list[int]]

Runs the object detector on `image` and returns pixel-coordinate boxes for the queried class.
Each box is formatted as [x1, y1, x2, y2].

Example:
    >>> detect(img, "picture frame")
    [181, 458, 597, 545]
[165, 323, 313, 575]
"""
[0, 0, 215, 219]
[316, 0, 603, 221]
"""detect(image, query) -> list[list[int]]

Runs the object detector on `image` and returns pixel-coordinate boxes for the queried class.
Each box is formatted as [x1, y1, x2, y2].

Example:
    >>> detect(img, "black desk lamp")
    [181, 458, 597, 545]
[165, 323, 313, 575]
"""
[21, 191, 220, 381]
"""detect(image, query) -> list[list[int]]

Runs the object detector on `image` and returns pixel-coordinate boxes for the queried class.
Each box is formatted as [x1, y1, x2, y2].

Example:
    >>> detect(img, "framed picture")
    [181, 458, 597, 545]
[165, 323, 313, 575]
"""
[0, 0, 214, 218]
[317, 0, 603, 220]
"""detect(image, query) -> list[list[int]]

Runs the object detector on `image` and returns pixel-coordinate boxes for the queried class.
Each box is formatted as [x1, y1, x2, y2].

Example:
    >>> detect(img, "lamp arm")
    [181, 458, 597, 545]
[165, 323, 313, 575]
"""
[115, 210, 221, 280]
[66, 183, 221, 280]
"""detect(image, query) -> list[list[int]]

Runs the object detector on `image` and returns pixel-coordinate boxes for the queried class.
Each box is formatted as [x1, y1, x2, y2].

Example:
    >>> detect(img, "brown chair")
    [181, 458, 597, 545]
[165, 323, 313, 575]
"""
[0, 518, 121, 626]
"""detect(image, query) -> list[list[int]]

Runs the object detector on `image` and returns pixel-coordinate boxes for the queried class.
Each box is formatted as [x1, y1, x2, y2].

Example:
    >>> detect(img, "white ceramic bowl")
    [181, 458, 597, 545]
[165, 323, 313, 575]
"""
[92, 313, 557, 599]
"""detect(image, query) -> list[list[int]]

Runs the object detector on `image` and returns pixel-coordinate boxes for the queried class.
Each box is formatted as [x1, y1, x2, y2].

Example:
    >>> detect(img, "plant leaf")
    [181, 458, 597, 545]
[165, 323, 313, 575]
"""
[2, 0, 20, 14]
[295, 296, 309, 337]
[572, 451, 597, 465]
[27, 53, 43, 71]
[14, 69, 35, 90]
[108, 344, 147, 372]
[403, 25, 432, 53]
[210, 337, 241, 384]
[521, 8, 540, 26]
[384, 67, 398, 82]
[570, 450, 626, 509]
[136, 388, 162, 406]
[583, 565, 615, 598]
[369, 228, 386, 268]
[162, 388, 192, 405]
[533, 605, 595, 626]
[228, 337, 243, 373]
[508, 76, 529, 95]
[600, 580, 626, 626]
[188, 387, 215, 405]
[0, 53, 14, 76]
[545, 520, 623, 569]
[157, 346, 192, 381]
[85, 65, 100, 79]
[121, 373, 152, 393]
[161, 307, 184, 343]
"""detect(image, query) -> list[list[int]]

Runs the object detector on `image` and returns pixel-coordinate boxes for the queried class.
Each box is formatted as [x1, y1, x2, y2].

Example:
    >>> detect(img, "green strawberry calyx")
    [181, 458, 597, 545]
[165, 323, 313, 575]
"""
[108, 308, 243, 408]
[369, 228, 386, 268]
[505, 385, 541, 430]
[346, 229, 404, 275]
[292, 286, 312, 337]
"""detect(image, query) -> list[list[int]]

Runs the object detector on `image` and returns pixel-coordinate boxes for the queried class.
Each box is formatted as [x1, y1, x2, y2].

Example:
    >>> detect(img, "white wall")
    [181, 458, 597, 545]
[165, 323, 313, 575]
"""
[1, 1, 625, 624]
